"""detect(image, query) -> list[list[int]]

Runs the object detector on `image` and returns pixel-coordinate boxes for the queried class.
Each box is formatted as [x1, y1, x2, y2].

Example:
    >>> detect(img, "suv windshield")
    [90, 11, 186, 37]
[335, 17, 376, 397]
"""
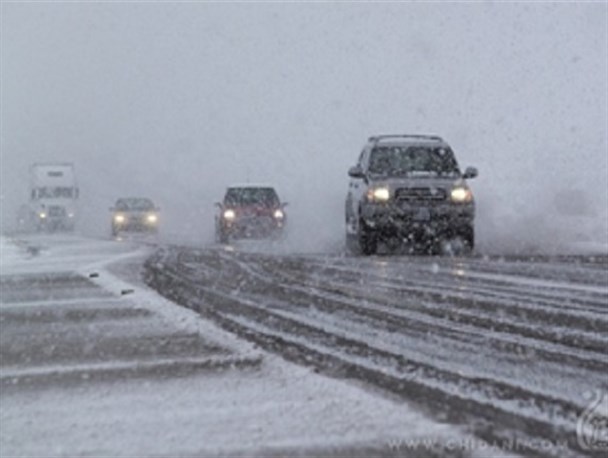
[369, 146, 460, 177]
[225, 188, 280, 207]
[115, 198, 155, 211]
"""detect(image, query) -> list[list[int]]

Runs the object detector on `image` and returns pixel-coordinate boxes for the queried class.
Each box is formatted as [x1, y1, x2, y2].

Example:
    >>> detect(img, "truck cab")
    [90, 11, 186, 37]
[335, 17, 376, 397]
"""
[23, 163, 79, 232]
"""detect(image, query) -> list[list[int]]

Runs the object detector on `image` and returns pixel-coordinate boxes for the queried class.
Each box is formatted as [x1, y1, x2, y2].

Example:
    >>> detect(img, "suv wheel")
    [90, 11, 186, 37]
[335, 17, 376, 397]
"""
[345, 232, 358, 254]
[441, 225, 474, 256]
[358, 219, 378, 255]
[217, 229, 229, 244]
[345, 214, 359, 254]
[461, 225, 475, 253]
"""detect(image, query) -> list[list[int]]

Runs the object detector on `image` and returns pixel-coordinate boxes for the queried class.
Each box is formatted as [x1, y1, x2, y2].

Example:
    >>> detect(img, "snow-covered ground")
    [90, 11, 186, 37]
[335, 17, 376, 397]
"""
[0, 234, 495, 457]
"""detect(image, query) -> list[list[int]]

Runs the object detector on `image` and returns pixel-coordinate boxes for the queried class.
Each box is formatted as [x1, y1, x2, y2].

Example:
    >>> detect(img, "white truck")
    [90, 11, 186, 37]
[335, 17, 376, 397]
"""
[17, 163, 79, 232]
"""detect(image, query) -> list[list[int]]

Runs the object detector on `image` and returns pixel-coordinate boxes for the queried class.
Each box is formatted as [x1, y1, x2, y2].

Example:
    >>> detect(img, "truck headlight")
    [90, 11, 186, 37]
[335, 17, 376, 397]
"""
[367, 187, 390, 202]
[223, 209, 236, 220]
[451, 187, 473, 203]
[273, 209, 284, 219]
[147, 214, 158, 224]
[114, 214, 125, 223]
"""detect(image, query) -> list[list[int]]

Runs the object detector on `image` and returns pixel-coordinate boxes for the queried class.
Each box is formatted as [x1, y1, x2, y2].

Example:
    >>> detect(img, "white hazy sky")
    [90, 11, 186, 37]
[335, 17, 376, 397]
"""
[2, 2, 607, 252]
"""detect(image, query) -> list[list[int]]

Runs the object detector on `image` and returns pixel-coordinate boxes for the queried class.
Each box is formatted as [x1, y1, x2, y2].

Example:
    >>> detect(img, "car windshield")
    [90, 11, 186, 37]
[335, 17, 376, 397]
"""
[369, 146, 460, 177]
[224, 188, 280, 207]
[115, 198, 155, 211]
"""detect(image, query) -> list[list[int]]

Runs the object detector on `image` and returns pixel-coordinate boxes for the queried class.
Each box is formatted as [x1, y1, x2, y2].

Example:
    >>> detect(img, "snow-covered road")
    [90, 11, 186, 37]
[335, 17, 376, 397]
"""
[1, 235, 496, 457]
[145, 243, 608, 457]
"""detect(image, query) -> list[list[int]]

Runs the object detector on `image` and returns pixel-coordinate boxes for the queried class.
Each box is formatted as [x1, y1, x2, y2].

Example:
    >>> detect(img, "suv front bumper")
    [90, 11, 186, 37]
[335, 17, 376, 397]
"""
[360, 202, 474, 237]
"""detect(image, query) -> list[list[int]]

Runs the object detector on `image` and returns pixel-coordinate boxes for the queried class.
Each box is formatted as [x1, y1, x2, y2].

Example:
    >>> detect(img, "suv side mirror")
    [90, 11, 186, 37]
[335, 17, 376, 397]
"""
[348, 165, 365, 178]
[462, 167, 478, 179]
[214, 202, 223, 208]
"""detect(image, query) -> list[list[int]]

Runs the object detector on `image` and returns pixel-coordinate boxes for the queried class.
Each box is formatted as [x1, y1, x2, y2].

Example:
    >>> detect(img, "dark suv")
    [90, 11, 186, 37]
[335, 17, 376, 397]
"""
[215, 186, 287, 243]
[345, 135, 478, 255]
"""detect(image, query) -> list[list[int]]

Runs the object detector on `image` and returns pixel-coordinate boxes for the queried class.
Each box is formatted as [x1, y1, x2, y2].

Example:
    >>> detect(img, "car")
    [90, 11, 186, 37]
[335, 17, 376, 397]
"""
[345, 134, 478, 255]
[215, 185, 287, 243]
[110, 197, 159, 237]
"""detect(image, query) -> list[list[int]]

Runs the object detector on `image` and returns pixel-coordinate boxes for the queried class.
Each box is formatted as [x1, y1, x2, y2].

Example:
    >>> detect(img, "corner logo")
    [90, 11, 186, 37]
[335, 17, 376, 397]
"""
[577, 391, 608, 451]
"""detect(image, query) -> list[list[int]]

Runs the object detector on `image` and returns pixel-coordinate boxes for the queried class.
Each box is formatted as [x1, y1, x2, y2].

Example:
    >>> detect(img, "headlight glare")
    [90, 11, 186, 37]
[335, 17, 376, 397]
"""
[39, 212, 47, 219]
[273, 209, 284, 219]
[223, 209, 236, 220]
[147, 214, 158, 223]
[367, 187, 390, 202]
[451, 187, 472, 203]
[114, 214, 125, 223]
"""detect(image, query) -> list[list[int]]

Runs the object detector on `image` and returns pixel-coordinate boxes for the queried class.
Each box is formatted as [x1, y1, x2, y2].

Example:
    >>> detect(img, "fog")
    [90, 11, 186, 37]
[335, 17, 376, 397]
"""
[2, 2, 606, 253]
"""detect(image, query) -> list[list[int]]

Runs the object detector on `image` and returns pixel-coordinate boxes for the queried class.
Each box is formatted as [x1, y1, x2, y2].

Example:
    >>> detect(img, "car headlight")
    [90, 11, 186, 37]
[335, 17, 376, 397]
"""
[147, 214, 158, 223]
[39, 212, 47, 219]
[367, 187, 390, 202]
[451, 187, 473, 203]
[273, 209, 284, 219]
[223, 209, 236, 220]
[114, 214, 125, 223]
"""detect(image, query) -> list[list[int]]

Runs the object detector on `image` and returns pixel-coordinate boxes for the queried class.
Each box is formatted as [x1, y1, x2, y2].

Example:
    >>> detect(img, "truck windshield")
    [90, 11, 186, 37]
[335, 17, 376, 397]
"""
[37, 187, 75, 198]
[369, 146, 460, 177]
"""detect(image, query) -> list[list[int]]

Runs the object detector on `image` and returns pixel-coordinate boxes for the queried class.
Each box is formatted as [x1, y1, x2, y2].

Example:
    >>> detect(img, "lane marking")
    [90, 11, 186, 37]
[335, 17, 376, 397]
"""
[0, 355, 262, 381]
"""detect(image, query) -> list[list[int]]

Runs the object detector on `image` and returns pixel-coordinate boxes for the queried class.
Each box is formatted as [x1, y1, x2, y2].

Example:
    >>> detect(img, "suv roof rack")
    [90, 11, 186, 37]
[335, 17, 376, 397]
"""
[368, 134, 443, 143]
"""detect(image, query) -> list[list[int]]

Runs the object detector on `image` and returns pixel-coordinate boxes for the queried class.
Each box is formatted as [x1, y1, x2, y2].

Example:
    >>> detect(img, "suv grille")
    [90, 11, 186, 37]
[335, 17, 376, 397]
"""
[395, 187, 447, 202]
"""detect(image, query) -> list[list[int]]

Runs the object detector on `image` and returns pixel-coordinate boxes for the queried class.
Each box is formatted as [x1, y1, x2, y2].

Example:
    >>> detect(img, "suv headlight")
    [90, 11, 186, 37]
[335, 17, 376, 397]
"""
[451, 187, 473, 203]
[367, 187, 390, 202]
[114, 214, 125, 223]
[223, 209, 236, 220]
[273, 209, 284, 219]
[147, 214, 158, 223]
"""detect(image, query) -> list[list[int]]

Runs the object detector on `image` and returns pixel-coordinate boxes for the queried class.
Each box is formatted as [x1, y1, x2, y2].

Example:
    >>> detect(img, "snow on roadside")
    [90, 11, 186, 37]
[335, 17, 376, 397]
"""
[0, 233, 144, 275]
[0, 235, 26, 270]
[82, 250, 263, 363]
